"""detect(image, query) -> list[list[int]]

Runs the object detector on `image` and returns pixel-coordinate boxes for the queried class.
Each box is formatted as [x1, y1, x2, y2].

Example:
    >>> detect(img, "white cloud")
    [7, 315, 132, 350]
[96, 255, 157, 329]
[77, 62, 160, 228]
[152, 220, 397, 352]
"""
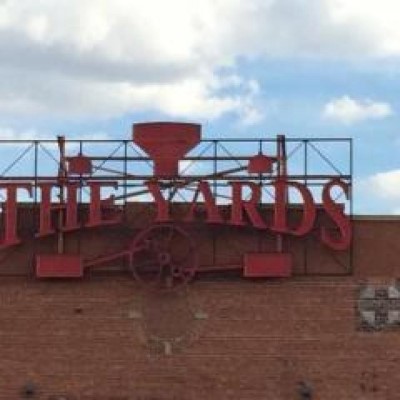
[364, 169, 400, 201]
[328, 0, 400, 56]
[358, 170, 400, 214]
[0, 127, 109, 141]
[0, 0, 400, 122]
[0, 0, 266, 122]
[322, 96, 393, 124]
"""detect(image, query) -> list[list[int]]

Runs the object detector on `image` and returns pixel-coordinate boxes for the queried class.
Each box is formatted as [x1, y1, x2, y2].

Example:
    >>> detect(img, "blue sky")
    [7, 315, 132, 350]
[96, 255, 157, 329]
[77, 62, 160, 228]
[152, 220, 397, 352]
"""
[0, 0, 400, 214]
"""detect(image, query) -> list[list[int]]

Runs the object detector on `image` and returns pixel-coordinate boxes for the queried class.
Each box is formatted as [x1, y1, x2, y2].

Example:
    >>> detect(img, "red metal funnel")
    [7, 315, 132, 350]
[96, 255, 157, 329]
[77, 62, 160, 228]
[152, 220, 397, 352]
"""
[133, 122, 201, 177]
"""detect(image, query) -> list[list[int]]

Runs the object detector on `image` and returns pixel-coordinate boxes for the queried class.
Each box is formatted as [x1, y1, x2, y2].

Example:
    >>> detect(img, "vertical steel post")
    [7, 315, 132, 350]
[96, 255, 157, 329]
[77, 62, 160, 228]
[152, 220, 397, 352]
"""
[304, 139, 308, 275]
[124, 140, 128, 222]
[350, 137, 354, 275]
[257, 139, 263, 252]
[212, 140, 218, 266]
[34, 141, 38, 205]
[78, 140, 83, 254]
[57, 136, 66, 254]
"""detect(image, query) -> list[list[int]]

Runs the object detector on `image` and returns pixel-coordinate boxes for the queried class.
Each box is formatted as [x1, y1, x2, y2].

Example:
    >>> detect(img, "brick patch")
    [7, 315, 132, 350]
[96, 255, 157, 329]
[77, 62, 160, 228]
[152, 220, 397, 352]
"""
[358, 281, 400, 330]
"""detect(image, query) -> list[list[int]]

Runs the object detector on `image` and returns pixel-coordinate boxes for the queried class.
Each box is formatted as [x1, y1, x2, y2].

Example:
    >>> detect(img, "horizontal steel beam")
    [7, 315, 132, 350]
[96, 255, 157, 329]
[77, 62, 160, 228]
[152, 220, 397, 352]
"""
[0, 174, 352, 181]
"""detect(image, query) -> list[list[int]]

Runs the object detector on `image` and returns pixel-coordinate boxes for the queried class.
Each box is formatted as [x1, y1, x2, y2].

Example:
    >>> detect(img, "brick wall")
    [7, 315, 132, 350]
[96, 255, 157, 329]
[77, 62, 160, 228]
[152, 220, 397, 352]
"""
[0, 212, 399, 399]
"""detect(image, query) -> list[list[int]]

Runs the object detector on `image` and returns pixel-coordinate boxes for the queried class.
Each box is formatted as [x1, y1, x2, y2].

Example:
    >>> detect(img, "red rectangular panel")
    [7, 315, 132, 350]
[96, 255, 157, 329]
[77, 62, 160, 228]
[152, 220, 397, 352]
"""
[243, 252, 292, 278]
[36, 254, 83, 278]
[68, 155, 92, 174]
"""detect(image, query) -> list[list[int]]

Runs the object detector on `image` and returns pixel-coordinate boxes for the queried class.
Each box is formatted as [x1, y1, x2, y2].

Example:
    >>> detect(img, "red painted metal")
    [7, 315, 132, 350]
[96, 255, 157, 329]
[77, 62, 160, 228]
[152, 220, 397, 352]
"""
[36, 254, 83, 278]
[243, 253, 292, 277]
[35, 181, 122, 236]
[0, 183, 32, 248]
[84, 250, 130, 269]
[133, 122, 201, 177]
[68, 154, 92, 174]
[321, 178, 351, 250]
[184, 181, 223, 223]
[85, 181, 122, 227]
[230, 182, 267, 229]
[248, 154, 275, 174]
[272, 179, 316, 236]
[128, 224, 198, 290]
[0, 122, 353, 285]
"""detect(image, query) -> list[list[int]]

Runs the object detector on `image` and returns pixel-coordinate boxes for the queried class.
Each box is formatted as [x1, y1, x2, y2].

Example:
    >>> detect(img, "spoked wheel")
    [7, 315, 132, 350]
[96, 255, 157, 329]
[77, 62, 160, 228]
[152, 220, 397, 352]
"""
[129, 224, 198, 290]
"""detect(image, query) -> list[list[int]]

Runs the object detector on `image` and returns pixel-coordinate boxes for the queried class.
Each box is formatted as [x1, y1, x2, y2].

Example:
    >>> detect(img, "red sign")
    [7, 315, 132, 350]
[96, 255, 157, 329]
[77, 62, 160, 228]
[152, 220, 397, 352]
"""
[0, 122, 352, 287]
[0, 176, 350, 251]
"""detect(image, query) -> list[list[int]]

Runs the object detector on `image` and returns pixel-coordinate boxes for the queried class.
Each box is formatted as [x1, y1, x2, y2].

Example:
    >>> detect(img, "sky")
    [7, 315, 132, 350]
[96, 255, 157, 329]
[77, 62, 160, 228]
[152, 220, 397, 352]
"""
[0, 0, 400, 214]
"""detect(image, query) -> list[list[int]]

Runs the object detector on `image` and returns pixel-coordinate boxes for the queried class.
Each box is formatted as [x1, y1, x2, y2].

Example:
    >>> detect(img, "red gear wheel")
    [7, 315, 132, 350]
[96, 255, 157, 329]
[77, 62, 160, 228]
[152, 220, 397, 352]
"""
[129, 224, 198, 290]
